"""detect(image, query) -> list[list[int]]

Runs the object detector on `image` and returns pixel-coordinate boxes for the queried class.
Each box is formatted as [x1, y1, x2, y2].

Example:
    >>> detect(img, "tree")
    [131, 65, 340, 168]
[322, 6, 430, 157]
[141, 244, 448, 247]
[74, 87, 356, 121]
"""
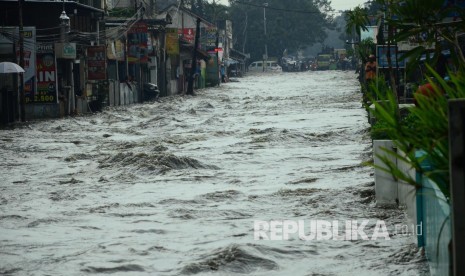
[203, 1, 230, 22]
[226, 0, 333, 62]
[344, 6, 370, 39]
[189, 0, 206, 17]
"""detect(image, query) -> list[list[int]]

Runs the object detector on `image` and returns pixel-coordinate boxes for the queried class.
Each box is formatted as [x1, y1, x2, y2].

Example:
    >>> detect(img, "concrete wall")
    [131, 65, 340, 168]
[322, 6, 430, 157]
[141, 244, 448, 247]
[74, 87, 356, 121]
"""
[25, 104, 59, 119]
[373, 138, 453, 265]
[374, 140, 398, 205]
[119, 82, 137, 105]
[397, 149, 417, 226]
[108, 80, 120, 106]
[374, 140, 417, 233]
[76, 97, 88, 114]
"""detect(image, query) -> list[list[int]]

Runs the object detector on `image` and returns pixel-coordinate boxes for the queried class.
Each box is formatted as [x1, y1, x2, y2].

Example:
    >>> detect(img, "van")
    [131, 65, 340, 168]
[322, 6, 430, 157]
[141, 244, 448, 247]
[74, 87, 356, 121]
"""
[248, 61, 282, 72]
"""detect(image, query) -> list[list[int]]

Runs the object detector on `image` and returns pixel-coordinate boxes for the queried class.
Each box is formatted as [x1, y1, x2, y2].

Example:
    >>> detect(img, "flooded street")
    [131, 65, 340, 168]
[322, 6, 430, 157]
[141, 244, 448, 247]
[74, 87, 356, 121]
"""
[1, 71, 427, 275]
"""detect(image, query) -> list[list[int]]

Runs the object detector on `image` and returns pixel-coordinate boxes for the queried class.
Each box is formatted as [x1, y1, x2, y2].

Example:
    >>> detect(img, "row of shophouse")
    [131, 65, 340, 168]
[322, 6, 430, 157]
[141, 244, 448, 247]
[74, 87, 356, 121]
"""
[0, 0, 249, 124]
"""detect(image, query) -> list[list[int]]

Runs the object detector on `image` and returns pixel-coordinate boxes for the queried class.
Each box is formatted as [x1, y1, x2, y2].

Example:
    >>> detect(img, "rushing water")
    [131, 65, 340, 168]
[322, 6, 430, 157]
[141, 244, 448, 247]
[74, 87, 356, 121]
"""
[1, 71, 428, 275]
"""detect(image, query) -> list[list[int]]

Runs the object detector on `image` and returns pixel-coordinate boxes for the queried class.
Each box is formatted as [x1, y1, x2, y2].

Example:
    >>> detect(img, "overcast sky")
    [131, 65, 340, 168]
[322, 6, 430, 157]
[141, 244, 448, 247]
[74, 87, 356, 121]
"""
[329, 0, 367, 11]
[215, 0, 368, 12]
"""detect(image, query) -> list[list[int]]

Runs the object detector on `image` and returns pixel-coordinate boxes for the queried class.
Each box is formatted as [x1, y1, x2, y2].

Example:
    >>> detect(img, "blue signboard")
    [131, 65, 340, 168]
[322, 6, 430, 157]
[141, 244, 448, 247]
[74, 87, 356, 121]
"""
[376, 45, 406, 68]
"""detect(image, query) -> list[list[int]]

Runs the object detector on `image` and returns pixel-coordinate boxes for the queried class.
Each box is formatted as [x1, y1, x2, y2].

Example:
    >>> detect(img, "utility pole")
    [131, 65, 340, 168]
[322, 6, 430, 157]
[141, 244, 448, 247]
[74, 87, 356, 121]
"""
[18, 0, 26, 122]
[181, 0, 185, 38]
[263, 3, 268, 72]
[449, 99, 465, 276]
[187, 17, 200, 95]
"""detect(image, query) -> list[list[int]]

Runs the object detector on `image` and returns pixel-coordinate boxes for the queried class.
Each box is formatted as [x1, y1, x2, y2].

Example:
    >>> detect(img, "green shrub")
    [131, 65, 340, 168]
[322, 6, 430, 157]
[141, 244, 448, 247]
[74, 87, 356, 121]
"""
[369, 66, 465, 199]
[371, 111, 419, 140]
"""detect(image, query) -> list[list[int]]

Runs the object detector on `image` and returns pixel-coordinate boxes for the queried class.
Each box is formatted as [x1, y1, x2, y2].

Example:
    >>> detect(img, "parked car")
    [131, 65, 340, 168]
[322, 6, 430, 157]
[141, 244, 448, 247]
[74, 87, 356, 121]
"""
[248, 61, 282, 72]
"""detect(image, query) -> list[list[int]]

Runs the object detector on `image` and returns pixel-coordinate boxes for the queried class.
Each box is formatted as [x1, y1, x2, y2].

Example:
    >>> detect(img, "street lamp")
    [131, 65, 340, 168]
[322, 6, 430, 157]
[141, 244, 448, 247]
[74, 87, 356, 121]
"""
[58, 5, 72, 115]
[59, 9, 70, 42]
[263, 3, 268, 72]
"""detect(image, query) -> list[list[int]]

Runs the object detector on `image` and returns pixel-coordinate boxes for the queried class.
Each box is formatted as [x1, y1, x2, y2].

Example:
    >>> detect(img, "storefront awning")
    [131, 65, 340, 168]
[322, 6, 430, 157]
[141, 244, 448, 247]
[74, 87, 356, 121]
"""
[224, 58, 238, 66]
[230, 48, 249, 61]
[180, 43, 210, 60]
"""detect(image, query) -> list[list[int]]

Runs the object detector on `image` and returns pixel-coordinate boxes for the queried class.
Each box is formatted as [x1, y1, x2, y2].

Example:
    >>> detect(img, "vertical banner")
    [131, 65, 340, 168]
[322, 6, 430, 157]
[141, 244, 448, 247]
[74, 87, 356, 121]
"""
[16, 27, 36, 103]
[87, 45, 107, 80]
[36, 43, 57, 103]
[127, 22, 148, 63]
[166, 28, 179, 55]
[206, 28, 217, 51]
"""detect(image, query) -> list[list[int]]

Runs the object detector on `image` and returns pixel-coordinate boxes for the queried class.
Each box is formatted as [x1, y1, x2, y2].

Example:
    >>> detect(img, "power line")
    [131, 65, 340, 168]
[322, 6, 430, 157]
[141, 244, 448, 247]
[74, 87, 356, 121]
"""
[233, 1, 322, 14]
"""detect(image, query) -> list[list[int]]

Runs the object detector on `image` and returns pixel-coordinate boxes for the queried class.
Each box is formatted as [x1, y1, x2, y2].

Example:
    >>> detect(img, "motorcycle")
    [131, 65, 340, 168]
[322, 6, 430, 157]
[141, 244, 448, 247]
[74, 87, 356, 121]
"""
[143, 83, 160, 101]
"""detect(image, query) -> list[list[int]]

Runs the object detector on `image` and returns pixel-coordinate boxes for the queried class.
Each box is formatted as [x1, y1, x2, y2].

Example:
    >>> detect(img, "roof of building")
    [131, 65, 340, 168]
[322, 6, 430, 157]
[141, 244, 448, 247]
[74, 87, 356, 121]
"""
[156, 4, 215, 28]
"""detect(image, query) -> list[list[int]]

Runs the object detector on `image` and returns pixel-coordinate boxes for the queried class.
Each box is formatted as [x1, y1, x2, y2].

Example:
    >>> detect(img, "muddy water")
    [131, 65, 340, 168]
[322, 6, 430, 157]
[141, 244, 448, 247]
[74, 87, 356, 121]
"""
[1, 71, 428, 275]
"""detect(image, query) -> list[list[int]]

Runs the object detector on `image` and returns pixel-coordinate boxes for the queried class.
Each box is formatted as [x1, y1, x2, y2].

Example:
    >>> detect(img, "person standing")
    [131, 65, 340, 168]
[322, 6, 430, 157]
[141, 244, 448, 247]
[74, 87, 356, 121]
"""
[220, 64, 226, 83]
[365, 54, 377, 83]
[363, 54, 377, 105]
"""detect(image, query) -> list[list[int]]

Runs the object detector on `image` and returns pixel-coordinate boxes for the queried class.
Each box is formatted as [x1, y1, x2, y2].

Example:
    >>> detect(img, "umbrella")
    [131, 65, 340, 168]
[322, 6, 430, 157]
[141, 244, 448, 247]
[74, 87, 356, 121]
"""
[0, 62, 25, 73]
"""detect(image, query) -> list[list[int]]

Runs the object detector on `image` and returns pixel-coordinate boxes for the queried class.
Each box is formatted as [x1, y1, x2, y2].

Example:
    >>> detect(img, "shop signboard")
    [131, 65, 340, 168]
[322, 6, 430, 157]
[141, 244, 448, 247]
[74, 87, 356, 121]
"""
[35, 43, 57, 103]
[87, 45, 106, 80]
[55, 43, 76, 59]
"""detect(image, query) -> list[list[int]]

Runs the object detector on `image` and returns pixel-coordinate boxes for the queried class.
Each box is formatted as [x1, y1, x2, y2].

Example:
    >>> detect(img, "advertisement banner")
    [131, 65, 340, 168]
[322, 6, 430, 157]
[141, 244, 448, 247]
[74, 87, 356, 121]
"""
[35, 43, 58, 103]
[87, 46, 106, 80]
[166, 28, 179, 55]
[15, 27, 36, 103]
[127, 22, 148, 63]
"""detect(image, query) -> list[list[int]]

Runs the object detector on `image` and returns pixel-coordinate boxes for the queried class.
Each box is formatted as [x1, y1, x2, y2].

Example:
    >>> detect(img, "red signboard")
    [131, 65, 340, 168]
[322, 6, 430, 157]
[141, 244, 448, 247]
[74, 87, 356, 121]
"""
[87, 46, 106, 80]
[127, 22, 148, 63]
[178, 28, 195, 44]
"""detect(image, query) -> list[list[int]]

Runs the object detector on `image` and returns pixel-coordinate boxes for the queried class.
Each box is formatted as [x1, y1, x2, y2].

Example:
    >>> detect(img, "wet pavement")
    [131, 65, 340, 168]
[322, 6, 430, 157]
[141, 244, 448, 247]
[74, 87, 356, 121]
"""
[0, 71, 428, 275]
